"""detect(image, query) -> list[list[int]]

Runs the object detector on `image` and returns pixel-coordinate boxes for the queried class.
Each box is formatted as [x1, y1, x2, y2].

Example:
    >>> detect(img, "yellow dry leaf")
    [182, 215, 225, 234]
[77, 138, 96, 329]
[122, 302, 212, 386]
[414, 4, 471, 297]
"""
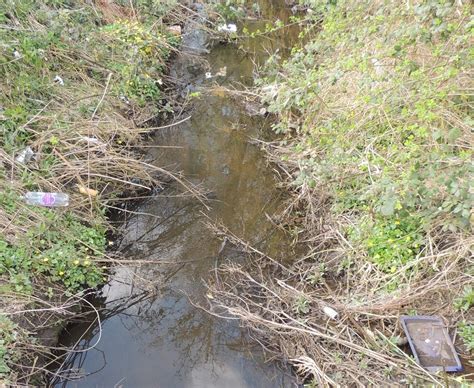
[210, 86, 226, 97]
[77, 185, 98, 197]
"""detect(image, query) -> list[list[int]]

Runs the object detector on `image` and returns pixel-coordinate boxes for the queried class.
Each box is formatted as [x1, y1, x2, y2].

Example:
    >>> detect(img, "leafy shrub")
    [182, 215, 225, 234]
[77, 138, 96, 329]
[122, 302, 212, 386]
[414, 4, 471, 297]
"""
[259, 0, 473, 290]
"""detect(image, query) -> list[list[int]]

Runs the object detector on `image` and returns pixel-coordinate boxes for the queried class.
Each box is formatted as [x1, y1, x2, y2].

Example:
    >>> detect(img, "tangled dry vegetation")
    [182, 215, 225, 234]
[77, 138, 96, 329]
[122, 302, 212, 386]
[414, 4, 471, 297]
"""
[208, 0, 473, 386]
[0, 0, 200, 384]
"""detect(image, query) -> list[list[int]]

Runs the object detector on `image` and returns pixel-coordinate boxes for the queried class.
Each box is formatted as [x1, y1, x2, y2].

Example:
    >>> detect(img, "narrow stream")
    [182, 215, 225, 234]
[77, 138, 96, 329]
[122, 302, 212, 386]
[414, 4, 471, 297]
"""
[55, 1, 300, 386]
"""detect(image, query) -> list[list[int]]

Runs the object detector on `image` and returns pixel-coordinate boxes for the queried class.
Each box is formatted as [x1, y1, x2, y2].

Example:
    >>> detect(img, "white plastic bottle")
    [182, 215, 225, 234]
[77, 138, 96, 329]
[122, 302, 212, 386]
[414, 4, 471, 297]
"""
[23, 192, 69, 207]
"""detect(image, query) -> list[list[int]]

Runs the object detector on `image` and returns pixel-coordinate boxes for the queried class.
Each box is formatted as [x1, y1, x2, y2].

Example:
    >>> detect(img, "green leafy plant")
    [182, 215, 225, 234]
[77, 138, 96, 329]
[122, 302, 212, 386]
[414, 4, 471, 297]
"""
[458, 322, 474, 353]
[352, 214, 423, 273]
[307, 263, 326, 285]
[0, 316, 16, 379]
[294, 295, 310, 315]
[454, 287, 474, 312]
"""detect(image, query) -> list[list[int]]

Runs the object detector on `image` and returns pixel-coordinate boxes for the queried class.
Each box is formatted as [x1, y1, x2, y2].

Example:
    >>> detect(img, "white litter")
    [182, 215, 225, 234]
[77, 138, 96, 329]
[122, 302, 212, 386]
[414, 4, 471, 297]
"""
[217, 23, 237, 33]
[13, 50, 21, 59]
[80, 136, 101, 144]
[371, 58, 384, 76]
[322, 306, 339, 320]
[54, 75, 64, 86]
[15, 146, 34, 165]
[205, 72, 213, 79]
[119, 95, 131, 105]
[215, 66, 227, 77]
[80, 136, 106, 148]
[167, 25, 182, 36]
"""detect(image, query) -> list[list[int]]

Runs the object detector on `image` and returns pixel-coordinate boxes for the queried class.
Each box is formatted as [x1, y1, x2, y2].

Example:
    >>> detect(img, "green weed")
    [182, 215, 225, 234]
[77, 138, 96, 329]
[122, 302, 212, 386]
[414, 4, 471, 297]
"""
[0, 190, 106, 293]
[0, 316, 16, 380]
[294, 295, 310, 315]
[458, 322, 474, 353]
[454, 286, 474, 312]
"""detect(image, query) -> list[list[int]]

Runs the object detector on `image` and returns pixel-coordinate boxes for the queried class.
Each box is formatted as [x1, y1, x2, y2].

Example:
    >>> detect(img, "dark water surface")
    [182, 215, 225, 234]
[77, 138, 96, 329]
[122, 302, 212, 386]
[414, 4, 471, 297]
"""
[55, 1, 300, 387]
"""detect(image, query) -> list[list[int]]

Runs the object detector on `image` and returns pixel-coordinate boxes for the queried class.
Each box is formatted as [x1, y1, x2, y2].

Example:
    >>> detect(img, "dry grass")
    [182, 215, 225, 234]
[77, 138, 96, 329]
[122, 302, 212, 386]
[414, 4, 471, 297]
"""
[207, 222, 473, 386]
[0, 0, 205, 384]
[205, 0, 473, 385]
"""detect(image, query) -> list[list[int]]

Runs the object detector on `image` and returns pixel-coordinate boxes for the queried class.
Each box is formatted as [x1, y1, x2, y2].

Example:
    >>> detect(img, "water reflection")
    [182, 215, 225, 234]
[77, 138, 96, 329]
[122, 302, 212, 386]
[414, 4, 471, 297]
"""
[54, 1, 301, 386]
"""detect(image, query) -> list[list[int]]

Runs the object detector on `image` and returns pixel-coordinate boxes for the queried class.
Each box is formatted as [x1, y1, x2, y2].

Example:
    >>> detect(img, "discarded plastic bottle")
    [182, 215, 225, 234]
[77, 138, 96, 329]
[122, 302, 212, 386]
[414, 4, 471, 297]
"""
[23, 192, 69, 207]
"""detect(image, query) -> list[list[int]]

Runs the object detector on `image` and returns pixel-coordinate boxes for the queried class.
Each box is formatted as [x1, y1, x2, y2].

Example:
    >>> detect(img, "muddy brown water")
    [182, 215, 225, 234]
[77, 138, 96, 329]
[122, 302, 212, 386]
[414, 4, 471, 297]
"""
[54, 2, 301, 387]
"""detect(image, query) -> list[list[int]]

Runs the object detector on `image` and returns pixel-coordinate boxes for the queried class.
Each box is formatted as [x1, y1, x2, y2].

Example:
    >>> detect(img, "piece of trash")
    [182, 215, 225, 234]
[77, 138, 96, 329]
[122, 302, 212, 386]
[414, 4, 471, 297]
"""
[13, 50, 21, 59]
[259, 107, 267, 116]
[167, 25, 182, 36]
[217, 23, 237, 33]
[15, 146, 34, 165]
[77, 185, 98, 197]
[371, 58, 384, 76]
[79, 136, 106, 147]
[119, 95, 130, 105]
[206, 293, 214, 300]
[215, 66, 227, 77]
[323, 306, 338, 319]
[54, 75, 64, 86]
[80, 136, 100, 144]
[205, 72, 213, 79]
[400, 315, 463, 372]
[23, 192, 69, 207]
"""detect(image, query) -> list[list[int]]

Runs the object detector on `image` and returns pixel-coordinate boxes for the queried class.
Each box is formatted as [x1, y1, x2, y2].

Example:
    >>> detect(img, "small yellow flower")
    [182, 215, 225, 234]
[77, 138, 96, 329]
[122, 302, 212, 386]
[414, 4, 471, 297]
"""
[405, 236, 411, 241]
[84, 260, 91, 266]
[59, 271, 64, 276]
[74, 259, 80, 265]
[43, 257, 49, 263]
[102, 276, 107, 281]
[394, 220, 400, 225]
[101, 266, 107, 269]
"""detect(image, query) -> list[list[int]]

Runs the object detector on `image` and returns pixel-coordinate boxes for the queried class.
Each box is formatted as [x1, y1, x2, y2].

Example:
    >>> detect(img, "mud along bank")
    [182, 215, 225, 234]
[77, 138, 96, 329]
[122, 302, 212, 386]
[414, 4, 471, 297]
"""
[0, 1, 192, 385]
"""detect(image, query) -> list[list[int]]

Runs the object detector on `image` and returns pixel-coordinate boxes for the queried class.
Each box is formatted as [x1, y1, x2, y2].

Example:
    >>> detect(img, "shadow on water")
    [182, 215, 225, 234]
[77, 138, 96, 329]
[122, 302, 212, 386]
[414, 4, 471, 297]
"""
[53, 1, 302, 386]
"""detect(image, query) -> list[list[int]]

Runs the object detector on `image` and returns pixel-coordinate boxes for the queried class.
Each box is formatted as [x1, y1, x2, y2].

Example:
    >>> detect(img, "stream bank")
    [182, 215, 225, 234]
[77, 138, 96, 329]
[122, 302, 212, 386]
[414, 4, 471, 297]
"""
[0, 1, 189, 385]
[208, 1, 473, 386]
